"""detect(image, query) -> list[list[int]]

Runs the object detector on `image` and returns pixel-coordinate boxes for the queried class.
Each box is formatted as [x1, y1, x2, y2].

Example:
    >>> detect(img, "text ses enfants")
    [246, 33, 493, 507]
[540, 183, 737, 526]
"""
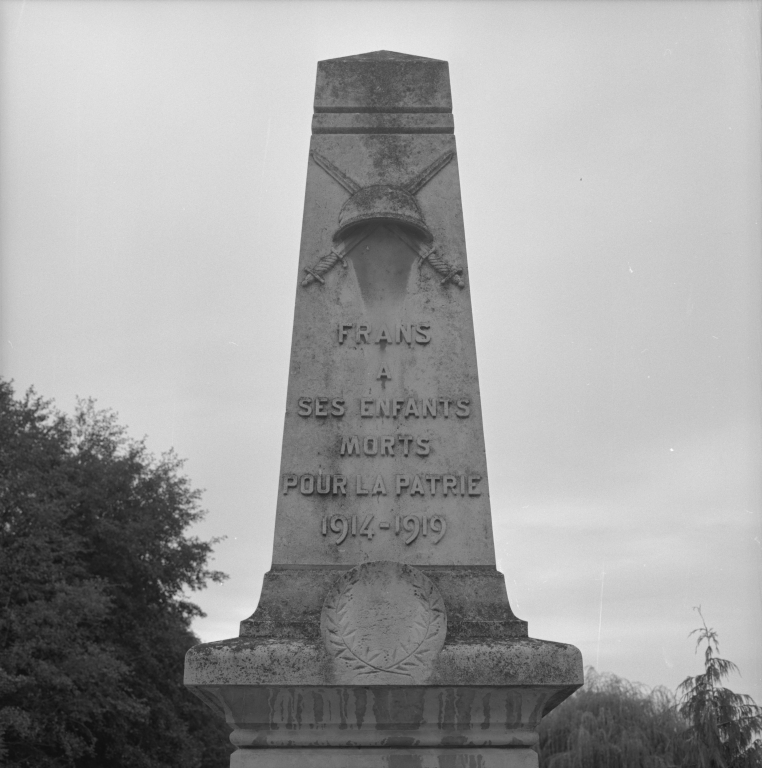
[297, 397, 471, 419]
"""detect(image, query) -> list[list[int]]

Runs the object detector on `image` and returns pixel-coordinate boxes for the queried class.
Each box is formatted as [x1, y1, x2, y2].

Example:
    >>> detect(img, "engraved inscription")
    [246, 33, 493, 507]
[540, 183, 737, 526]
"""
[340, 435, 430, 457]
[283, 473, 481, 497]
[358, 397, 470, 419]
[297, 396, 471, 418]
[322, 514, 447, 545]
[338, 322, 431, 345]
[289, 277, 481, 553]
[297, 397, 345, 417]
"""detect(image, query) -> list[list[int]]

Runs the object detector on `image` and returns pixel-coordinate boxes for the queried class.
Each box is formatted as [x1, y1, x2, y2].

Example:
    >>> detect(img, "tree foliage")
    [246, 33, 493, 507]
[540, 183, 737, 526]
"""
[677, 608, 762, 768]
[539, 667, 688, 768]
[0, 380, 232, 767]
[540, 614, 762, 768]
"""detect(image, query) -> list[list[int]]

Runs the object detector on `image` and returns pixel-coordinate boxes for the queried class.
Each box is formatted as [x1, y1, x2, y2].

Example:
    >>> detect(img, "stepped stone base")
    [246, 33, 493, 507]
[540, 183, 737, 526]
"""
[184, 566, 582, 765]
[240, 566, 529, 642]
[230, 747, 538, 767]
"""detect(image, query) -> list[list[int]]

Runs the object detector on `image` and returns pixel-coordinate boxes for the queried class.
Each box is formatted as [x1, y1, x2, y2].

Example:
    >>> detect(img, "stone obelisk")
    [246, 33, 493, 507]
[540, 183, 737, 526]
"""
[185, 51, 583, 768]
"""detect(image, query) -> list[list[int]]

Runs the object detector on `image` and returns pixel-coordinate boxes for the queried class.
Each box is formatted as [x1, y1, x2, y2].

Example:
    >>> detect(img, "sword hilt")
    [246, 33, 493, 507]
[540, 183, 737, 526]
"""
[419, 246, 465, 288]
[301, 249, 347, 287]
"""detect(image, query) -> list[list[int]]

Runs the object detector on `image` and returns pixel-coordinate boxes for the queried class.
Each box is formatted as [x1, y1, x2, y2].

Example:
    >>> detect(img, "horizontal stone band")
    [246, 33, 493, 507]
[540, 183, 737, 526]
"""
[312, 112, 454, 135]
[230, 747, 539, 768]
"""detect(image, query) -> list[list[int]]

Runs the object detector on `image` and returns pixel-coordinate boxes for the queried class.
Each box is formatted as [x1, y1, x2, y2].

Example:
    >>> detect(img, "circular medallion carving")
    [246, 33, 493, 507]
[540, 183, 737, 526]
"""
[321, 561, 447, 683]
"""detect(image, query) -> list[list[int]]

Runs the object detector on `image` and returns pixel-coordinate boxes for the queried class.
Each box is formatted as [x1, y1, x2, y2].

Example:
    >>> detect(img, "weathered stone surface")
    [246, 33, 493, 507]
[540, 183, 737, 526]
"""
[321, 561, 447, 684]
[312, 112, 455, 135]
[314, 51, 452, 114]
[275, 133, 489, 567]
[188, 679, 575, 758]
[184, 50, 583, 767]
[231, 748, 539, 768]
[238, 566, 528, 642]
[185, 635, 581, 689]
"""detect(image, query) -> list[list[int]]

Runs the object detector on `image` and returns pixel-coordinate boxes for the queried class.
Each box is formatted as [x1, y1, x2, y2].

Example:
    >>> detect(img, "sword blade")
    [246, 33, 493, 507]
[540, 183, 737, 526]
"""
[310, 151, 362, 194]
[386, 223, 429, 258]
[338, 223, 378, 257]
[403, 150, 455, 194]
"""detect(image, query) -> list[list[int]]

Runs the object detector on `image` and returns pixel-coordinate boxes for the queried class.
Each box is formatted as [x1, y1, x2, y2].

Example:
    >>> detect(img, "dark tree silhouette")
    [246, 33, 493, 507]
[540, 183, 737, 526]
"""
[0, 380, 232, 767]
[677, 607, 762, 768]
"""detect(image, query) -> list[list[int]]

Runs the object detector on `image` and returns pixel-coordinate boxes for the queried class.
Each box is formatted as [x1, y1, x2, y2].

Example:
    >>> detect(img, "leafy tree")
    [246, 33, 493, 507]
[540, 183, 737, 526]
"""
[539, 667, 688, 767]
[677, 607, 762, 768]
[539, 614, 762, 768]
[0, 380, 232, 767]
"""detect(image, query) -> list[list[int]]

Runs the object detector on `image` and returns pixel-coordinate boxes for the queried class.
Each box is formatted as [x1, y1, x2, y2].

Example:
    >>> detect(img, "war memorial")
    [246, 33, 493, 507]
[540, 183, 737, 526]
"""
[184, 51, 583, 768]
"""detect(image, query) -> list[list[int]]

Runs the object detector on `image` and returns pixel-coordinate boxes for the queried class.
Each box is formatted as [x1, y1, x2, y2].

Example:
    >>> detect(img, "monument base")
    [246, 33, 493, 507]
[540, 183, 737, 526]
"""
[231, 747, 538, 768]
[185, 566, 581, 765]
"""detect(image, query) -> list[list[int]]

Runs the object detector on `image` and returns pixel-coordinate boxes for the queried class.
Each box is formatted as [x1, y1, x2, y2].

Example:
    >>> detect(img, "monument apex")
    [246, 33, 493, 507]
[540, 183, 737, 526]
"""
[185, 50, 583, 768]
[314, 50, 452, 115]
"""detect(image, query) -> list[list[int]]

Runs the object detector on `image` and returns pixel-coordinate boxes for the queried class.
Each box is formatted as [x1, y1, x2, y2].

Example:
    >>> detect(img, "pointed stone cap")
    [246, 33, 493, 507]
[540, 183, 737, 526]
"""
[315, 50, 452, 113]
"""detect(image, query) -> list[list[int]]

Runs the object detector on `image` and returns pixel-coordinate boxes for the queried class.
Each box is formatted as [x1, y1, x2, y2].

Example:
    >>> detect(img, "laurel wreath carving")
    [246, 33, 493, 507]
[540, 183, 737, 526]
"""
[321, 562, 446, 679]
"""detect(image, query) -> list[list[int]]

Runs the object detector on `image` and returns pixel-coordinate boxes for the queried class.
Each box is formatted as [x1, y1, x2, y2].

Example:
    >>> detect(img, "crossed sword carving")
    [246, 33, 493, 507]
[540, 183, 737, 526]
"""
[302, 150, 465, 289]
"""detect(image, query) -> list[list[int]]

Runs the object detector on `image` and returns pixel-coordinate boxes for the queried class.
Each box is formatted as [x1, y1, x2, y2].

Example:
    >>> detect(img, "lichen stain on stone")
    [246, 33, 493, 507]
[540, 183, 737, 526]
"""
[313, 689, 325, 726]
[503, 691, 521, 729]
[453, 687, 477, 730]
[436, 754, 487, 768]
[360, 61, 441, 104]
[441, 732, 469, 746]
[338, 687, 350, 730]
[387, 753, 425, 768]
[479, 691, 491, 730]
[294, 688, 305, 729]
[355, 686, 368, 729]
[373, 688, 426, 731]
[266, 687, 280, 731]
[362, 134, 416, 180]
[526, 694, 546, 728]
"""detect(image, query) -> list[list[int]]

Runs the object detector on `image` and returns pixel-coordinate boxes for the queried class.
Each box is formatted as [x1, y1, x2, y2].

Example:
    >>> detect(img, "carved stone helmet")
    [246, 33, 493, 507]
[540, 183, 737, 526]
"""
[334, 185, 432, 242]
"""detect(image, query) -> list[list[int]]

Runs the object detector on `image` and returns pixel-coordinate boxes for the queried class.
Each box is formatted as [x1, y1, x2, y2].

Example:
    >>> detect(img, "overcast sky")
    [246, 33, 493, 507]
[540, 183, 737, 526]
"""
[1, 0, 761, 703]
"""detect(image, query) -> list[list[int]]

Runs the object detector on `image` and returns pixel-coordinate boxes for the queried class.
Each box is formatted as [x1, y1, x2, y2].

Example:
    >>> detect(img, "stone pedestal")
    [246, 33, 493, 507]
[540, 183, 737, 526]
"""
[230, 748, 539, 767]
[185, 51, 583, 767]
